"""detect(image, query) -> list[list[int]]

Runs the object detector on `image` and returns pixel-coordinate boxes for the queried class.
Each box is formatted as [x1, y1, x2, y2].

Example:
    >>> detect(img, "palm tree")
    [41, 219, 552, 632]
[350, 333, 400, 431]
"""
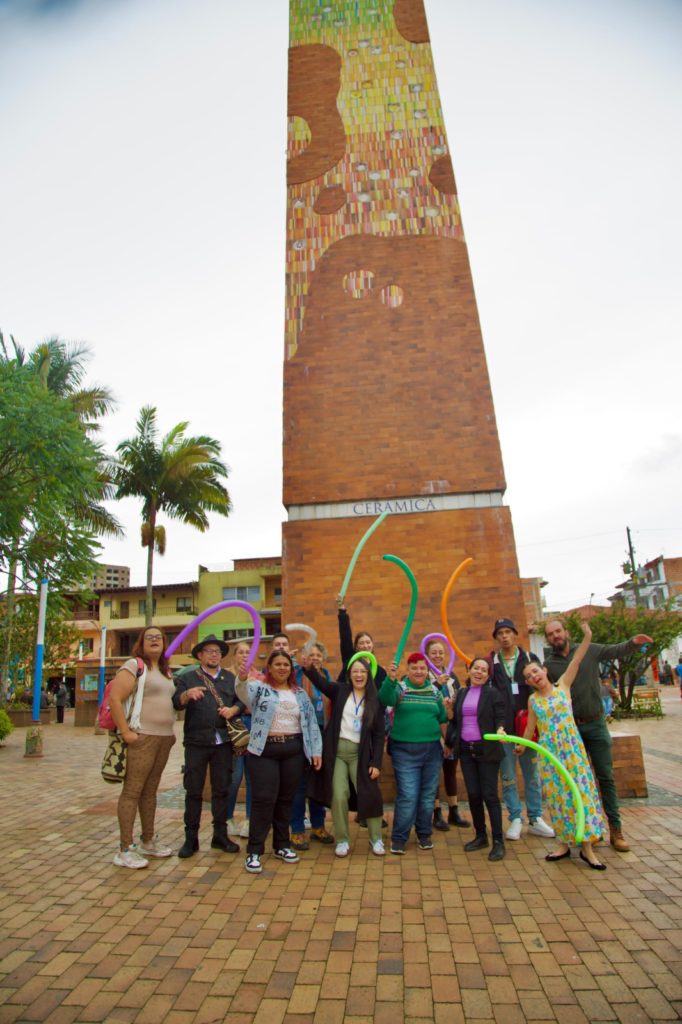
[112, 406, 231, 625]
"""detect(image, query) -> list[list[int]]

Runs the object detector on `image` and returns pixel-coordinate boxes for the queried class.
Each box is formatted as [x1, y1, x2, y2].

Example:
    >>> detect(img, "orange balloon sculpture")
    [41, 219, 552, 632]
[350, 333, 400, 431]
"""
[440, 557, 474, 667]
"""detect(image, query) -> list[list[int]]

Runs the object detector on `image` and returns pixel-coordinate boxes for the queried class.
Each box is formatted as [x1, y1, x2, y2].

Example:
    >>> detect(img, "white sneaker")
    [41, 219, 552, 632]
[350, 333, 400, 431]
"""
[335, 841, 350, 857]
[506, 819, 523, 841]
[227, 818, 240, 836]
[304, 816, 311, 829]
[370, 839, 385, 857]
[274, 847, 300, 863]
[528, 817, 555, 838]
[245, 853, 262, 873]
[114, 847, 148, 869]
[139, 835, 173, 858]
[239, 818, 250, 838]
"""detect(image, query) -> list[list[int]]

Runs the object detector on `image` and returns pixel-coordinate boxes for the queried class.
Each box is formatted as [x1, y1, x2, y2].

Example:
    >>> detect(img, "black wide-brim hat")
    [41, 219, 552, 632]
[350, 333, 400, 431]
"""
[191, 634, 230, 659]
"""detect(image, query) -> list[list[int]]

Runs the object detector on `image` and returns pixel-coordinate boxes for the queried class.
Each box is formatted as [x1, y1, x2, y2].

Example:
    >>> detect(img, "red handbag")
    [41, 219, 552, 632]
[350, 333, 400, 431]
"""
[515, 708, 538, 743]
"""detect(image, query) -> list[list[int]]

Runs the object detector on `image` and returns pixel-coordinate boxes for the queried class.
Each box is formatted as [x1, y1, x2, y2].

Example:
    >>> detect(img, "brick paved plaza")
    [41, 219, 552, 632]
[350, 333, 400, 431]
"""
[1, 691, 681, 1024]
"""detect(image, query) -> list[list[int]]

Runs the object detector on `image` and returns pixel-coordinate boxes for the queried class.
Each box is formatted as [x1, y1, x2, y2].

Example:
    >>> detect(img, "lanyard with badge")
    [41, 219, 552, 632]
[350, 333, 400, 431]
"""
[352, 691, 365, 733]
[501, 651, 519, 696]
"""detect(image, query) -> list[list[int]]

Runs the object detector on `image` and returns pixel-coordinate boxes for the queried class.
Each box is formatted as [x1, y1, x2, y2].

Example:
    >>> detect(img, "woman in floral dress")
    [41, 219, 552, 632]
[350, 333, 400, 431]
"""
[519, 621, 606, 870]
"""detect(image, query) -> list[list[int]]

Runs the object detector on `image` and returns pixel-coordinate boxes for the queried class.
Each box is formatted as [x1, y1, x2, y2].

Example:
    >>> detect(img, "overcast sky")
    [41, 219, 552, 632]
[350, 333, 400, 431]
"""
[1, 0, 681, 612]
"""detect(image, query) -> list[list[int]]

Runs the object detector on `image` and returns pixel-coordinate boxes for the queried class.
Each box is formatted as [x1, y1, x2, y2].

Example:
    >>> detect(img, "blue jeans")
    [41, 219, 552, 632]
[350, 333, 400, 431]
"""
[227, 715, 252, 819]
[390, 740, 443, 844]
[500, 743, 542, 823]
[290, 774, 326, 832]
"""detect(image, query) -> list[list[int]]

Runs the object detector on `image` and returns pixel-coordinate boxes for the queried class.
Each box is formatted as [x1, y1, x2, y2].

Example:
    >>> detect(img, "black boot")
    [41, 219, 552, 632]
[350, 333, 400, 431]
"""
[433, 806, 450, 832]
[448, 805, 471, 828]
[464, 832, 489, 852]
[488, 840, 506, 862]
[211, 826, 239, 853]
[178, 831, 199, 859]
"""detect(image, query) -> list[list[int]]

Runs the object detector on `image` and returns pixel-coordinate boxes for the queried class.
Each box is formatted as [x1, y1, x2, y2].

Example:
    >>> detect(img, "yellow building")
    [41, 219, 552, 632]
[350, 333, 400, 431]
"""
[98, 580, 199, 661]
[197, 558, 282, 646]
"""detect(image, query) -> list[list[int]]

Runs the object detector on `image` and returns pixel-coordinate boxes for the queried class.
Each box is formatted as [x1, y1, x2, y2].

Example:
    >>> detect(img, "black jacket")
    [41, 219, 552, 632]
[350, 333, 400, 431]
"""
[446, 683, 506, 764]
[173, 667, 244, 747]
[488, 647, 539, 732]
[337, 608, 387, 687]
[304, 665, 385, 819]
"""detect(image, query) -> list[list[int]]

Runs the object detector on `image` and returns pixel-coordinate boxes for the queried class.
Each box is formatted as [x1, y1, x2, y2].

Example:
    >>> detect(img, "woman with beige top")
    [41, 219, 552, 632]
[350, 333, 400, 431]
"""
[108, 626, 177, 869]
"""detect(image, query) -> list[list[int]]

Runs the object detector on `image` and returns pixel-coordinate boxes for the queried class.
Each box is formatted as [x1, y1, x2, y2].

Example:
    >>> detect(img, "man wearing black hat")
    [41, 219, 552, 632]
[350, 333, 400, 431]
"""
[172, 634, 245, 859]
[489, 619, 555, 842]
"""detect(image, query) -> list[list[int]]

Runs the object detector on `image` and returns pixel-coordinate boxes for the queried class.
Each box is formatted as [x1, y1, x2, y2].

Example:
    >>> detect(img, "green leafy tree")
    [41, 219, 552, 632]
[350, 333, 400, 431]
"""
[556, 605, 682, 711]
[0, 333, 121, 694]
[112, 406, 231, 626]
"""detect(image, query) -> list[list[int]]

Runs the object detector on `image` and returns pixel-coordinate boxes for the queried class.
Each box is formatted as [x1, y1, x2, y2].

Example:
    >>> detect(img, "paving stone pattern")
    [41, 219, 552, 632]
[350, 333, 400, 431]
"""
[1, 691, 681, 1023]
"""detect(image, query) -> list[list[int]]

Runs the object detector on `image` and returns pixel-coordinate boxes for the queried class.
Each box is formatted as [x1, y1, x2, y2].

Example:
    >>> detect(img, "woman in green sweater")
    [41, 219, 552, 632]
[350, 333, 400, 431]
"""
[379, 652, 449, 854]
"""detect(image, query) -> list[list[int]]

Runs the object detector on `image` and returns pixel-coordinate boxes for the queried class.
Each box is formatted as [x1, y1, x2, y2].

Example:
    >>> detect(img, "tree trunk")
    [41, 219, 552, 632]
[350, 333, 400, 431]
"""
[145, 508, 156, 627]
[1, 549, 19, 700]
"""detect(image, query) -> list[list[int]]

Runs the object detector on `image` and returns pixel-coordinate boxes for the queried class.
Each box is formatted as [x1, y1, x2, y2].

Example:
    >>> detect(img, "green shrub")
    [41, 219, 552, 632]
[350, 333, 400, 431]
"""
[0, 709, 14, 743]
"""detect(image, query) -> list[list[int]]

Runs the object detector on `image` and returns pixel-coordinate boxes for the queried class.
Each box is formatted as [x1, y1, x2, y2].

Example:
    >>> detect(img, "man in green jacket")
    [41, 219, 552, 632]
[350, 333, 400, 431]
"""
[544, 619, 652, 853]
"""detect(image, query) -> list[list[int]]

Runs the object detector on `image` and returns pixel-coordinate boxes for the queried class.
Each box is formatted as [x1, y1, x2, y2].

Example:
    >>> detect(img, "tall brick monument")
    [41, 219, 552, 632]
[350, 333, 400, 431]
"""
[282, 0, 527, 664]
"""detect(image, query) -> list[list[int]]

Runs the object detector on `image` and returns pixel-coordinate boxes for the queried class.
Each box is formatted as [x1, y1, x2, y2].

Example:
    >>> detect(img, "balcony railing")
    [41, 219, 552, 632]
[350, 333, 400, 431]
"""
[109, 603, 197, 620]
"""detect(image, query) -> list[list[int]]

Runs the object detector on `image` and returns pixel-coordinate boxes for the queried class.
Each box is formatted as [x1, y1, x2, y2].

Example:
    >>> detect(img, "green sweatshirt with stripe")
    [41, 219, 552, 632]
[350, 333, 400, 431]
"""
[378, 677, 447, 742]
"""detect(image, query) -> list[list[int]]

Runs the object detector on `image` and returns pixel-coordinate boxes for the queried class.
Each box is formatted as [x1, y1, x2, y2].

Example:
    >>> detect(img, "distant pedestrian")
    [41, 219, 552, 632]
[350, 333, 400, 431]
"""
[676, 657, 682, 698]
[55, 682, 68, 723]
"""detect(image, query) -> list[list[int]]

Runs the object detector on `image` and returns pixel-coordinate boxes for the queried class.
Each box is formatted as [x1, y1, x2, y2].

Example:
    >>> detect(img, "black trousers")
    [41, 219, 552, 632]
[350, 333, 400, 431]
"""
[460, 747, 503, 842]
[183, 742, 232, 833]
[56, 706, 65, 723]
[246, 737, 305, 855]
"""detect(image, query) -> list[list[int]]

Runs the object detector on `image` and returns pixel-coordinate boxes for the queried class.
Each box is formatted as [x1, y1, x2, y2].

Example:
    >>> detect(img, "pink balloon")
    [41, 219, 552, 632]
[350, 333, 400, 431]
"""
[420, 632, 456, 677]
[164, 600, 261, 670]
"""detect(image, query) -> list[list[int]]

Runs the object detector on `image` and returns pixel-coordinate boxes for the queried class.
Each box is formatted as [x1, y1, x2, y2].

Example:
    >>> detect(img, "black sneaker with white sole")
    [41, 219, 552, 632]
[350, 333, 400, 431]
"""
[274, 847, 300, 864]
[245, 853, 262, 873]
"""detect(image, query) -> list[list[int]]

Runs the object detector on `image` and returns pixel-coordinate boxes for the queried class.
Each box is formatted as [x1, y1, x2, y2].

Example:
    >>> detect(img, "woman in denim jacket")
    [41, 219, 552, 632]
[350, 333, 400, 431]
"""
[236, 650, 322, 874]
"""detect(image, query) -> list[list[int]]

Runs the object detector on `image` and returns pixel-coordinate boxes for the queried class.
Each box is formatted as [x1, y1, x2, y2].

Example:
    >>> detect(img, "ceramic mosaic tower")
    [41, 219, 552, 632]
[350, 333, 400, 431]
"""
[282, 0, 526, 658]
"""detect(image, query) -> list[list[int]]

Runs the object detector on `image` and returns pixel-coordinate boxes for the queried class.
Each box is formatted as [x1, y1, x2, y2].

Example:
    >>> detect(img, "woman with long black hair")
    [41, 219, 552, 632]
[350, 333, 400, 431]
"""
[301, 653, 385, 856]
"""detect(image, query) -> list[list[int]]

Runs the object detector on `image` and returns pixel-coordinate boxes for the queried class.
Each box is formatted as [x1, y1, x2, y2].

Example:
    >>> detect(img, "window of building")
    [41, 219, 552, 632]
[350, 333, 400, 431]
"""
[119, 601, 129, 618]
[223, 628, 255, 641]
[274, 587, 282, 605]
[81, 638, 94, 654]
[138, 599, 157, 615]
[222, 586, 261, 603]
[176, 597, 193, 613]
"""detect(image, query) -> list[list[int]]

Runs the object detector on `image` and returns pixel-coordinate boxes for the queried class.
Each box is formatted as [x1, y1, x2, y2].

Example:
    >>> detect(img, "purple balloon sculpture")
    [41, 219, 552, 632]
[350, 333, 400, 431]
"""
[420, 632, 456, 677]
[164, 600, 261, 670]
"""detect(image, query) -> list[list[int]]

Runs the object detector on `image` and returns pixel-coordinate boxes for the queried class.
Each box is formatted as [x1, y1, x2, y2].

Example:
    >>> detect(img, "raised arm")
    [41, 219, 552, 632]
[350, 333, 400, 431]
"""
[301, 661, 337, 700]
[337, 596, 354, 667]
[559, 621, 593, 692]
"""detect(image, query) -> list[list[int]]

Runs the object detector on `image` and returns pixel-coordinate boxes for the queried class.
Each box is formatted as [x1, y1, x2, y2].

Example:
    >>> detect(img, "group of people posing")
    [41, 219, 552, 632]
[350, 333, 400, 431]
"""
[106, 601, 651, 875]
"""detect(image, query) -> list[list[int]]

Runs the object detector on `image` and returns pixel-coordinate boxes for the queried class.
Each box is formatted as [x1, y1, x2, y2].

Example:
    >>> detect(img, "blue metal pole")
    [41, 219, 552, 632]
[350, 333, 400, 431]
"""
[98, 625, 107, 707]
[32, 578, 48, 723]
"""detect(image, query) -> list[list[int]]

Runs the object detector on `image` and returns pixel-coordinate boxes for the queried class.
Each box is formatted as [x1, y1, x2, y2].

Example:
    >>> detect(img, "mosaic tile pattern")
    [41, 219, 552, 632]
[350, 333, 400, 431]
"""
[286, 0, 462, 359]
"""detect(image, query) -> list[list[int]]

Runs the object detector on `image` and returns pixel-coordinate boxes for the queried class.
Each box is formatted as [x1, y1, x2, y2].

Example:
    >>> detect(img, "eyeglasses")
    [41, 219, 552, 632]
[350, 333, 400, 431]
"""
[145, 634, 164, 641]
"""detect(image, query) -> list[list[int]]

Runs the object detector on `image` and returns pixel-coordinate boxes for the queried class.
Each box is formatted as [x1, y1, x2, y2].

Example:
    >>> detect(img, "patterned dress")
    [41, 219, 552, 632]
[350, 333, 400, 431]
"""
[529, 688, 603, 844]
